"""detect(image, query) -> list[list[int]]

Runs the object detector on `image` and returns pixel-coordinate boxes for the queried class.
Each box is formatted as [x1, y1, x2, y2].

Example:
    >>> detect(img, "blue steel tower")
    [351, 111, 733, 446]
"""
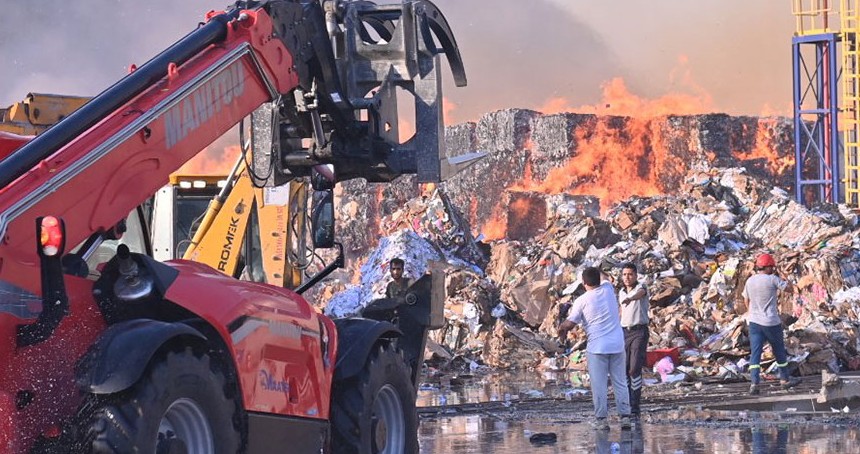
[792, 1, 841, 205]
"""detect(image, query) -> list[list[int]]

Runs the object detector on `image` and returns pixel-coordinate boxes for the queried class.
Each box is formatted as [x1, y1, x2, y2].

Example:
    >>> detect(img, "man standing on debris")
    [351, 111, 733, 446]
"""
[743, 253, 801, 395]
[619, 262, 649, 418]
[559, 266, 632, 430]
[386, 257, 411, 298]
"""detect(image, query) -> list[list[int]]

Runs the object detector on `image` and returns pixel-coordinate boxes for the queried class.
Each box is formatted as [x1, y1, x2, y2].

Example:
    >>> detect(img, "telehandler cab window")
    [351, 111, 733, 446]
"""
[174, 195, 211, 258]
[68, 207, 149, 279]
[150, 176, 223, 261]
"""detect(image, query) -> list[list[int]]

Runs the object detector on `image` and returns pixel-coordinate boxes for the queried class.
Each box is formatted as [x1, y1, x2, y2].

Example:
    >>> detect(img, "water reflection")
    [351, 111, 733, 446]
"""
[418, 416, 856, 453]
[752, 426, 787, 454]
[594, 427, 644, 454]
[417, 370, 587, 407]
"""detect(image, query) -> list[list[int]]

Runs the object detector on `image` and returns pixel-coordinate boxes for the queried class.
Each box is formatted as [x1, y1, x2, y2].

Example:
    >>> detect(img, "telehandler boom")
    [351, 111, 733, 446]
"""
[0, 1, 473, 452]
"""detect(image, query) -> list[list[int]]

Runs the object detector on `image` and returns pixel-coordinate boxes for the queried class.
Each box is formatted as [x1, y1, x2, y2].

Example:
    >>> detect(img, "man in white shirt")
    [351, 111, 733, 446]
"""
[619, 262, 649, 418]
[559, 267, 632, 430]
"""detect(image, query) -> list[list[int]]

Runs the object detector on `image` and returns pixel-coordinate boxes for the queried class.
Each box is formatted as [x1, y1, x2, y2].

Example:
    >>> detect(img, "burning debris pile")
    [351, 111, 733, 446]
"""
[323, 108, 860, 383]
[335, 109, 795, 261]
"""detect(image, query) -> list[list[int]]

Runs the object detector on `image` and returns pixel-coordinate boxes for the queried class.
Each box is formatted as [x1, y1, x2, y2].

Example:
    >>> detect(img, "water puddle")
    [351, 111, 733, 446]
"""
[417, 370, 585, 407]
[418, 417, 858, 453]
[417, 370, 859, 452]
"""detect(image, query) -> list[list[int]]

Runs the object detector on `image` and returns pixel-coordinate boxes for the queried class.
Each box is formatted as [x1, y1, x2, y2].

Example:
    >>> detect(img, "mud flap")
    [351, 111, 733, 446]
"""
[75, 319, 205, 394]
[332, 318, 401, 381]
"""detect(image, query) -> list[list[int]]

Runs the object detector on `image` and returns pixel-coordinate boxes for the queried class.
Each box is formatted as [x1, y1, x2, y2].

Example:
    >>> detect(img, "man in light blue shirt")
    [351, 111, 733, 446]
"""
[559, 267, 631, 430]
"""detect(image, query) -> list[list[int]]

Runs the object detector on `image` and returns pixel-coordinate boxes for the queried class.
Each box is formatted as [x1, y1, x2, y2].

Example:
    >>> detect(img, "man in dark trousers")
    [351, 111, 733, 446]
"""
[386, 257, 411, 298]
[619, 262, 649, 419]
[744, 253, 801, 395]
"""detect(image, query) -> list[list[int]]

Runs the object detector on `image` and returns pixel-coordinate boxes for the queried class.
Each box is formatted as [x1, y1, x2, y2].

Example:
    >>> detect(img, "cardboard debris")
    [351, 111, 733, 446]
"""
[327, 136, 860, 380]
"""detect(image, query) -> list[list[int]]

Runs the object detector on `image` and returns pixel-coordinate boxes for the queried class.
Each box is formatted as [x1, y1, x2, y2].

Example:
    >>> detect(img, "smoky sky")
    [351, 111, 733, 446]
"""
[0, 1, 229, 103]
[0, 1, 793, 121]
[430, 0, 627, 122]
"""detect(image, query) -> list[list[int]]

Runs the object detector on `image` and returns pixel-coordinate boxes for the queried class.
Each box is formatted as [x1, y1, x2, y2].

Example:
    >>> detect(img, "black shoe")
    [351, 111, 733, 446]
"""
[749, 384, 760, 395]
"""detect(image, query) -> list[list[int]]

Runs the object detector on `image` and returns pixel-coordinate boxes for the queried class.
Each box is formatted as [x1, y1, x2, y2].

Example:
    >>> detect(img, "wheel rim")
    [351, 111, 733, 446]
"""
[371, 384, 406, 453]
[158, 398, 214, 454]
[371, 384, 406, 454]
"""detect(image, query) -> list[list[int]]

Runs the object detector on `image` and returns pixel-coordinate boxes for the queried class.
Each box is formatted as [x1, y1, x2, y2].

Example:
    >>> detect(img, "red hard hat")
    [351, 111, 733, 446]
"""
[755, 253, 776, 268]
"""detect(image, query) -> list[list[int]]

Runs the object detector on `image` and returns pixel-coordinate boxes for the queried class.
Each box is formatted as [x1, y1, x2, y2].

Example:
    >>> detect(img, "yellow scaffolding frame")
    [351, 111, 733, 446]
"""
[794, 0, 838, 35]
[843, 0, 860, 205]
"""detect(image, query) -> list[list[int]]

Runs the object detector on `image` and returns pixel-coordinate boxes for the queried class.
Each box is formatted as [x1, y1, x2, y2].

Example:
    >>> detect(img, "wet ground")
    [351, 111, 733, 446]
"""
[415, 370, 860, 452]
[418, 417, 858, 453]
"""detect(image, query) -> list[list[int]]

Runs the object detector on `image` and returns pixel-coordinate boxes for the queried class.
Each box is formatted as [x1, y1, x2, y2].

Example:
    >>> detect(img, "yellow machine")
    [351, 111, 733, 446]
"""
[3, 93, 312, 289]
[0, 93, 89, 135]
[165, 160, 310, 289]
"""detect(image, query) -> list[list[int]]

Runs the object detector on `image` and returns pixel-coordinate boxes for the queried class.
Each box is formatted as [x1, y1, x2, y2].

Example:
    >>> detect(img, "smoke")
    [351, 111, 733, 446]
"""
[430, 0, 627, 123]
[542, 0, 795, 117]
[0, 1, 794, 118]
[0, 1, 229, 104]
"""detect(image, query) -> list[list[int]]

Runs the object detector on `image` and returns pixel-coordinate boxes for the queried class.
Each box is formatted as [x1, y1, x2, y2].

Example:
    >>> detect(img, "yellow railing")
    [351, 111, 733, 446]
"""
[794, 0, 838, 35]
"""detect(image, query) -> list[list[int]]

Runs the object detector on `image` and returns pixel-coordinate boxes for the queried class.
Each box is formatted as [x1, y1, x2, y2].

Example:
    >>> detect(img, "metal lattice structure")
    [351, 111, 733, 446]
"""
[792, 0, 841, 205]
[791, 0, 860, 206]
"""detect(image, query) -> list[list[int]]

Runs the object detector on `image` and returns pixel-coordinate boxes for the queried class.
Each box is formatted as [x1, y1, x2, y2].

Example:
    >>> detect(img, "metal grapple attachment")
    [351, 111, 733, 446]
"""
[249, 0, 479, 186]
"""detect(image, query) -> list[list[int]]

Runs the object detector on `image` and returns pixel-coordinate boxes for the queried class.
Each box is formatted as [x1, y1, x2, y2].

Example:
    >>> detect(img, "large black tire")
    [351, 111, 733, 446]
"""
[331, 343, 418, 454]
[74, 346, 242, 454]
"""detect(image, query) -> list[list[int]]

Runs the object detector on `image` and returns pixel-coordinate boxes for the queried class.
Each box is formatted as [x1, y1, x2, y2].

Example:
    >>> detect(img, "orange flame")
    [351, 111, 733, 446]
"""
[443, 97, 459, 125]
[550, 77, 714, 117]
[177, 145, 240, 175]
[509, 197, 532, 219]
[535, 57, 714, 117]
[510, 117, 664, 211]
[471, 56, 794, 242]
[479, 67, 717, 239]
[480, 204, 508, 241]
[732, 119, 793, 175]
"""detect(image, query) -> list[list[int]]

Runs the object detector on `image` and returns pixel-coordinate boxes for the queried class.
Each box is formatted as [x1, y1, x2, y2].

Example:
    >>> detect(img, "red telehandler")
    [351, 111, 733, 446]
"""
[0, 1, 474, 452]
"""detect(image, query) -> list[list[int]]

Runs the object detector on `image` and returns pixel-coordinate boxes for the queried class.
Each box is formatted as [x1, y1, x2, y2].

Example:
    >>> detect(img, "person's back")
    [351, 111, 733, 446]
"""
[744, 273, 784, 327]
[743, 253, 799, 395]
[570, 281, 624, 354]
[559, 267, 631, 429]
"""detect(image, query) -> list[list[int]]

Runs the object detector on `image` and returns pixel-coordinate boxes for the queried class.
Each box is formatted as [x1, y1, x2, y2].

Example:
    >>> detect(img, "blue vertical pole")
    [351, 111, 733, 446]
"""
[793, 37, 804, 203]
[828, 34, 842, 203]
[817, 42, 827, 203]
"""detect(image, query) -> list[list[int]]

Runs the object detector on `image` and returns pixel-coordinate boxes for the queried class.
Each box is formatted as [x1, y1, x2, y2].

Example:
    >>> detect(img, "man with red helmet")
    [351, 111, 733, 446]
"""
[743, 253, 801, 395]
